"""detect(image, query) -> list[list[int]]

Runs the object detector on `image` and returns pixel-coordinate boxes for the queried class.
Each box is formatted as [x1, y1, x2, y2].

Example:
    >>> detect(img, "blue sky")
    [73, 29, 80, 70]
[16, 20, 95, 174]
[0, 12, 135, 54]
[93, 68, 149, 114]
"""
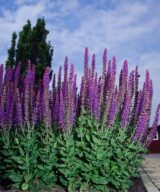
[0, 0, 160, 122]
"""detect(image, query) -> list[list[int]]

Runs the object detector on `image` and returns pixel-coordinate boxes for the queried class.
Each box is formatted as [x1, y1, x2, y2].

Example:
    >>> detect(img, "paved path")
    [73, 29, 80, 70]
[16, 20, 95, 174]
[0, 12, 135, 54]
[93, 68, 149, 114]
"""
[141, 154, 160, 192]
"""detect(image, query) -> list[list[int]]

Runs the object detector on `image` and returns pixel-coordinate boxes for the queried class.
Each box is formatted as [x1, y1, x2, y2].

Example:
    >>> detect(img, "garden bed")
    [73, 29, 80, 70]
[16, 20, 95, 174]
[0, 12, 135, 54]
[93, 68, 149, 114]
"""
[0, 49, 152, 192]
[0, 177, 147, 192]
[129, 177, 147, 192]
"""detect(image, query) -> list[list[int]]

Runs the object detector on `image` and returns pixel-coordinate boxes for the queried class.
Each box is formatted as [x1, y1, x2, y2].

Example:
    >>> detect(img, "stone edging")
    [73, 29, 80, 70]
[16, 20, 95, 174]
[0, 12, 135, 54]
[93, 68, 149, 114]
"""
[140, 168, 160, 192]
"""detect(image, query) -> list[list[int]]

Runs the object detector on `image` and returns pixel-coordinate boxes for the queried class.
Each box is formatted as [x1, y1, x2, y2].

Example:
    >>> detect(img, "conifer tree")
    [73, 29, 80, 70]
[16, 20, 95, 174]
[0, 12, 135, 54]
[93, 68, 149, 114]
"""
[6, 18, 54, 82]
[6, 32, 17, 68]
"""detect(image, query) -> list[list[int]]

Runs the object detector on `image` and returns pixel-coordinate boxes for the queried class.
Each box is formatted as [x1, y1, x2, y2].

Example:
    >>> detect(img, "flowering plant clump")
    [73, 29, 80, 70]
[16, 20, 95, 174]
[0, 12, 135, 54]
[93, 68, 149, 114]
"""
[0, 48, 159, 191]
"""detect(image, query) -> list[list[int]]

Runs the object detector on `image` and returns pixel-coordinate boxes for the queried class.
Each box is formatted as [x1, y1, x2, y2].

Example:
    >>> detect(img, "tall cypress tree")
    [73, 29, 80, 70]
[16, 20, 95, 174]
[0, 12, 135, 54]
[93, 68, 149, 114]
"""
[6, 18, 54, 82]
[30, 18, 53, 80]
[6, 32, 17, 68]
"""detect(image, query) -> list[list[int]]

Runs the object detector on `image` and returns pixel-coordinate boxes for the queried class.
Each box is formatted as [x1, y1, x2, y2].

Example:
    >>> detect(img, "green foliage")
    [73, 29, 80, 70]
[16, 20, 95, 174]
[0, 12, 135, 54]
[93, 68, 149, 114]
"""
[6, 18, 54, 82]
[0, 111, 146, 191]
[0, 127, 38, 190]
[6, 32, 17, 68]
[0, 127, 57, 191]
[56, 132, 82, 191]
[36, 127, 57, 190]
[56, 110, 146, 192]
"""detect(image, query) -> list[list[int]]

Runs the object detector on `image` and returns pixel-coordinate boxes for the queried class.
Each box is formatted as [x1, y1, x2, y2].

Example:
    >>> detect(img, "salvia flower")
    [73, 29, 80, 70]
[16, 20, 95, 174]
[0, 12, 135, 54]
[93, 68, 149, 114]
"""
[133, 112, 149, 141]
[108, 88, 119, 127]
[59, 90, 65, 132]
[147, 105, 160, 145]
[43, 67, 51, 128]
[0, 47, 157, 147]
[91, 54, 95, 78]
[16, 89, 23, 128]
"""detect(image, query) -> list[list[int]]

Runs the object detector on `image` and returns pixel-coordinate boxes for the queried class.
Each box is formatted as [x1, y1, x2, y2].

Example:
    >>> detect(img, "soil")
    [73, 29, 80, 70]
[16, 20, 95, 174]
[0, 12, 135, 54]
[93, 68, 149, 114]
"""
[0, 177, 147, 192]
[128, 177, 147, 192]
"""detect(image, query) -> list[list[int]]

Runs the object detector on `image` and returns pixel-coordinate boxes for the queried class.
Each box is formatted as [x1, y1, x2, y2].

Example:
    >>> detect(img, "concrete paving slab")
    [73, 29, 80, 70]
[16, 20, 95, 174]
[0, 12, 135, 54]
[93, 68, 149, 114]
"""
[140, 168, 159, 192]
[141, 154, 160, 191]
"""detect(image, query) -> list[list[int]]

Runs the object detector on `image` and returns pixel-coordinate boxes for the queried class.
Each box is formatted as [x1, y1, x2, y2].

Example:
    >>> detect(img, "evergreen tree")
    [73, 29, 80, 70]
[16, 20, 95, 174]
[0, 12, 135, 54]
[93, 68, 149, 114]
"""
[30, 18, 53, 80]
[16, 20, 32, 74]
[6, 32, 17, 68]
[6, 18, 54, 82]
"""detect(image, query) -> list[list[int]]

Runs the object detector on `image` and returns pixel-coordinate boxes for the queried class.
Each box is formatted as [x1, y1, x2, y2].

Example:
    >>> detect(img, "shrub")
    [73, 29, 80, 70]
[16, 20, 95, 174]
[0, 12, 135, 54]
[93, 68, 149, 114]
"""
[0, 111, 146, 192]
[0, 48, 160, 191]
[57, 110, 146, 192]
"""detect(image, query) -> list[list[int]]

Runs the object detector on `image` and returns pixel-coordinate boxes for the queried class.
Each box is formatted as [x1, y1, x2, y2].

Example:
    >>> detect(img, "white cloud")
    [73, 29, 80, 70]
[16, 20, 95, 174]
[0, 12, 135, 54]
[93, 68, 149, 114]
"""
[50, 0, 160, 66]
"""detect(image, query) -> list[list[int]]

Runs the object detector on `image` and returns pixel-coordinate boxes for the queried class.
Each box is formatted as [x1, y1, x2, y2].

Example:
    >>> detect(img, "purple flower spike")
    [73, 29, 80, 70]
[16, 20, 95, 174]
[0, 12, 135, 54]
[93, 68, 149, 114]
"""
[62, 57, 68, 103]
[43, 67, 51, 128]
[14, 63, 21, 88]
[24, 75, 30, 125]
[0, 103, 4, 128]
[148, 79, 153, 112]
[105, 60, 111, 96]
[111, 56, 116, 89]
[147, 105, 160, 145]
[99, 49, 107, 111]
[16, 89, 23, 127]
[134, 90, 142, 124]
[83, 48, 89, 109]
[51, 73, 56, 106]
[133, 112, 149, 141]
[118, 60, 128, 111]
[108, 88, 119, 127]
[84, 47, 89, 80]
[59, 90, 65, 132]
[0, 64, 4, 96]
[32, 87, 41, 125]
[121, 71, 135, 128]
[73, 74, 77, 113]
[121, 92, 131, 128]
[91, 54, 95, 78]
[103, 49, 107, 77]
[58, 66, 62, 98]
[93, 72, 100, 120]
[88, 72, 93, 112]
[5, 83, 14, 127]
[68, 64, 75, 129]
[52, 90, 59, 122]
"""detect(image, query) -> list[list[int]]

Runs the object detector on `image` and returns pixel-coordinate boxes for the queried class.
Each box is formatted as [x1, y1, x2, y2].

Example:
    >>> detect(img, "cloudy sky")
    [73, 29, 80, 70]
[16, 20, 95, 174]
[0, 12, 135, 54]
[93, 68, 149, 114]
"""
[0, 0, 160, 122]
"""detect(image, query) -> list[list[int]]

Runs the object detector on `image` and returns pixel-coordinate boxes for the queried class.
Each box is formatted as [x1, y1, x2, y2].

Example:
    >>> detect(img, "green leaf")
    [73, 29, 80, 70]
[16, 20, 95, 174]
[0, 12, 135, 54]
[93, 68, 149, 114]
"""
[15, 137, 19, 144]
[21, 183, 29, 191]
[1, 149, 10, 156]
[24, 173, 32, 183]
[12, 156, 25, 164]
[91, 175, 108, 185]
[9, 174, 22, 182]
[97, 150, 105, 160]
[37, 165, 44, 170]
[94, 184, 108, 192]
[19, 147, 25, 156]
[92, 135, 100, 145]
[18, 165, 28, 170]
[80, 183, 88, 191]
[85, 134, 90, 142]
